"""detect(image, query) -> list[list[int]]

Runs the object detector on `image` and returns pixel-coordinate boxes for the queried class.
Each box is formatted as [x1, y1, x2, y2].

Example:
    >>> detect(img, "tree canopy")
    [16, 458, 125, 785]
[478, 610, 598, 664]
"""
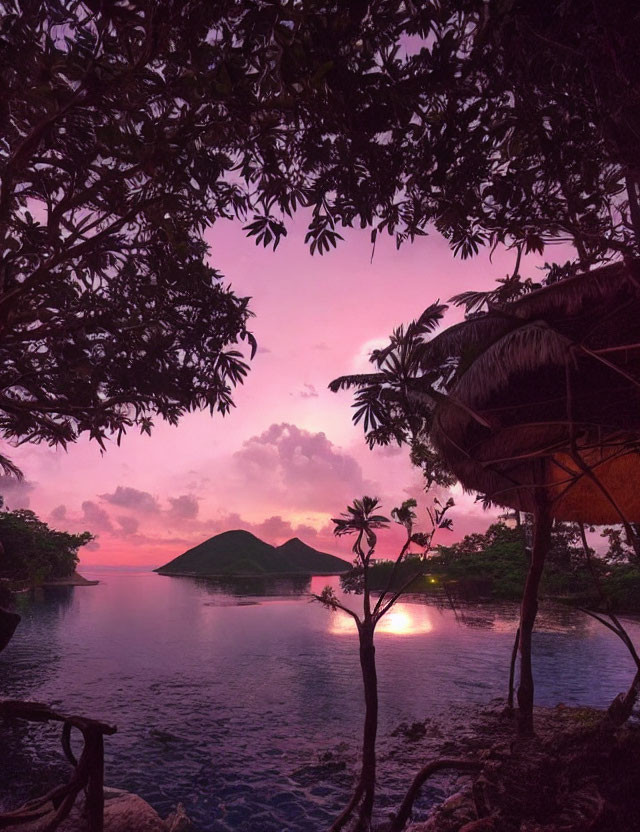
[2, 0, 638, 469]
[0, 502, 92, 583]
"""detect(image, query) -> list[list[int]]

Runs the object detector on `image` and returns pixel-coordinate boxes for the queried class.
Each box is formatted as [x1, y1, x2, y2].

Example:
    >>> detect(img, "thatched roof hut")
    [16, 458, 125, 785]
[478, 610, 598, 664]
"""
[430, 260, 640, 525]
[426, 259, 640, 733]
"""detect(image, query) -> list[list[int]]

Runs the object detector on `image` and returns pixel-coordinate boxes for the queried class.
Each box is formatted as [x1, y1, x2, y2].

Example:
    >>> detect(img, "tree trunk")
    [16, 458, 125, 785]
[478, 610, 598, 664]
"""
[517, 498, 551, 735]
[507, 627, 520, 709]
[356, 621, 378, 831]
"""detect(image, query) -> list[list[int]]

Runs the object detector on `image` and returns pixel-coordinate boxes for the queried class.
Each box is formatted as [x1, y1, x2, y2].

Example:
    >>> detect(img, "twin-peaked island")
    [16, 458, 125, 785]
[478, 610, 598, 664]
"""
[155, 530, 350, 578]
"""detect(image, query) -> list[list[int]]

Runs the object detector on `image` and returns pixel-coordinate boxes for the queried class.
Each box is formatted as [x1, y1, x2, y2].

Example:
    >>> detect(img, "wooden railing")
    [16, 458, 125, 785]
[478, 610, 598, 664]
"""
[0, 700, 116, 832]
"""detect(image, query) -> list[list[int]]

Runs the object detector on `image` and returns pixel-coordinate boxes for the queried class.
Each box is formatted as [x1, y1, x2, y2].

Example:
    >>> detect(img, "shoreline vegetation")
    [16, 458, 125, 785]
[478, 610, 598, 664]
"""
[1, 570, 98, 593]
[0, 507, 94, 596]
[33, 571, 98, 588]
[353, 521, 640, 615]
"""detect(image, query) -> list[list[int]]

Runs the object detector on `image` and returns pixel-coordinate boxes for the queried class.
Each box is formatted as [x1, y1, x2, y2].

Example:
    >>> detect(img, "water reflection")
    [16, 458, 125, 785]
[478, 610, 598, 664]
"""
[192, 574, 311, 598]
[328, 603, 434, 636]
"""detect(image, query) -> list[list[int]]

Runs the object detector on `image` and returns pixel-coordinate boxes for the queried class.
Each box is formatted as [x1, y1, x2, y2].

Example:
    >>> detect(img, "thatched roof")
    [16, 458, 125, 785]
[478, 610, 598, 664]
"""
[430, 260, 640, 523]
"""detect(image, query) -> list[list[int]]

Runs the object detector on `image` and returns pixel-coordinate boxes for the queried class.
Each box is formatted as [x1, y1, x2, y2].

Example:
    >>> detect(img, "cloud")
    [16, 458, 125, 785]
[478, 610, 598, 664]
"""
[351, 336, 389, 372]
[0, 475, 35, 509]
[168, 494, 199, 520]
[298, 383, 319, 399]
[376, 443, 403, 457]
[117, 515, 139, 535]
[81, 500, 114, 532]
[253, 515, 302, 542]
[232, 422, 369, 512]
[50, 504, 67, 522]
[100, 486, 160, 513]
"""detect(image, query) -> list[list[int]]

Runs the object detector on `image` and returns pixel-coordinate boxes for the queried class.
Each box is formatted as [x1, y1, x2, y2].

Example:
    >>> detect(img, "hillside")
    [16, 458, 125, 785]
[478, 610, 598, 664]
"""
[155, 530, 350, 577]
[276, 538, 352, 575]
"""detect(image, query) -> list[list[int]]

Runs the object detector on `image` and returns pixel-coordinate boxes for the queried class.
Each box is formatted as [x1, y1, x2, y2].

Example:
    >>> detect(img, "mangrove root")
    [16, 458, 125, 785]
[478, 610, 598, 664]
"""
[388, 758, 481, 832]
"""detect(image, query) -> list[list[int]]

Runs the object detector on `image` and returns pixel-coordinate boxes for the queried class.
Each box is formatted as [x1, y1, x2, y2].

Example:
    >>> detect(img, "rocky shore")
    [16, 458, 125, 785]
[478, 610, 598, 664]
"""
[10, 788, 192, 832]
[400, 703, 640, 832]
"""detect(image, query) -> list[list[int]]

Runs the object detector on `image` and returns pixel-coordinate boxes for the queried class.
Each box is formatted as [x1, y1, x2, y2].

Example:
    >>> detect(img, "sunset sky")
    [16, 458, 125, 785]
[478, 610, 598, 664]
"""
[1, 218, 548, 567]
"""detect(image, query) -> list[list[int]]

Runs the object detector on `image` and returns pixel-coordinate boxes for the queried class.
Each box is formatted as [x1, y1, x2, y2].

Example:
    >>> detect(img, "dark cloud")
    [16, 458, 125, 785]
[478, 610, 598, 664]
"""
[100, 486, 160, 513]
[81, 500, 113, 532]
[0, 475, 35, 509]
[168, 494, 199, 520]
[117, 515, 139, 535]
[50, 504, 67, 522]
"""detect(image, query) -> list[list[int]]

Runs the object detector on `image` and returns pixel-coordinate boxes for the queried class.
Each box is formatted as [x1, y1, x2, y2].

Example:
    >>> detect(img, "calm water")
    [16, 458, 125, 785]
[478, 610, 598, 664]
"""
[1, 571, 639, 830]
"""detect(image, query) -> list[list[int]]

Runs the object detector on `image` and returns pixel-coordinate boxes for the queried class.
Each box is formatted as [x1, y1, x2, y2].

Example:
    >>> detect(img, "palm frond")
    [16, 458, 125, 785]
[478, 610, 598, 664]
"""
[328, 373, 387, 393]
[0, 454, 23, 480]
[404, 302, 448, 339]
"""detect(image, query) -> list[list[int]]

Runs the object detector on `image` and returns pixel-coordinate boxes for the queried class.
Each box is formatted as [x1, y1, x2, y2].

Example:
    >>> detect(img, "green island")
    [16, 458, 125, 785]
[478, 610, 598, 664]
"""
[154, 529, 351, 578]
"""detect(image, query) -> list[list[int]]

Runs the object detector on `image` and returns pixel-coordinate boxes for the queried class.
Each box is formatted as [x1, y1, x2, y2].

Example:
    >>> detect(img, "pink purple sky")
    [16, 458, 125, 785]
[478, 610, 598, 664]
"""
[2, 218, 550, 568]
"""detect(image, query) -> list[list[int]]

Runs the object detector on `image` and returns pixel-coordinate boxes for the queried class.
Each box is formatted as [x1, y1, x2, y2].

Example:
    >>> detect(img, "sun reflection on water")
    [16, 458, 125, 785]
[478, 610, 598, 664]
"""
[328, 603, 433, 636]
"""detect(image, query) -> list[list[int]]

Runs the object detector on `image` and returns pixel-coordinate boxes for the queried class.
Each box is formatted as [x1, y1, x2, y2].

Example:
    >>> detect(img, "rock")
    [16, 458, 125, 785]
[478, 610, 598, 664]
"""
[28, 788, 193, 832]
[407, 788, 479, 832]
[0, 607, 20, 653]
[102, 792, 167, 832]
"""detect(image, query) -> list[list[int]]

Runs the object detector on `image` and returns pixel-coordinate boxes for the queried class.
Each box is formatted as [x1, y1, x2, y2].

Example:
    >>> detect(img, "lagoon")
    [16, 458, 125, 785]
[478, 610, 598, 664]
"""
[1, 571, 639, 830]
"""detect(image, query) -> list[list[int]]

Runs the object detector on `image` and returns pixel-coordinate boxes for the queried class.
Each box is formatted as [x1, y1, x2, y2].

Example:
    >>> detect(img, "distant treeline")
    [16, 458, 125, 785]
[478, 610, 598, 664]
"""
[343, 522, 640, 612]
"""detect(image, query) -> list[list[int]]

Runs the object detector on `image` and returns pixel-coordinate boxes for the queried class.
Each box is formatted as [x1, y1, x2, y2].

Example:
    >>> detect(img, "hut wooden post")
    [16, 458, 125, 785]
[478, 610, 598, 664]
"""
[85, 727, 106, 832]
[516, 494, 552, 735]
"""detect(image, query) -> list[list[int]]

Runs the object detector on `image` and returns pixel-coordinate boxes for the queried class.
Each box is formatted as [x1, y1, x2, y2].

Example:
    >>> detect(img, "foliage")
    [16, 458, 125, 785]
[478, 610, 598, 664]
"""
[376, 521, 596, 602]
[332, 495, 390, 553]
[600, 564, 640, 612]
[329, 304, 457, 489]
[429, 522, 529, 600]
[3, 1, 637, 465]
[0, 504, 92, 584]
[600, 525, 640, 563]
[0, 1, 281, 456]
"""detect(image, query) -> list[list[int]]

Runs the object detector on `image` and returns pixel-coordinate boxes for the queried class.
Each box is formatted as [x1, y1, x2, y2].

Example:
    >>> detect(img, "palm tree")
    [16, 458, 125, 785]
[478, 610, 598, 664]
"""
[328, 304, 455, 490]
[316, 495, 452, 831]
